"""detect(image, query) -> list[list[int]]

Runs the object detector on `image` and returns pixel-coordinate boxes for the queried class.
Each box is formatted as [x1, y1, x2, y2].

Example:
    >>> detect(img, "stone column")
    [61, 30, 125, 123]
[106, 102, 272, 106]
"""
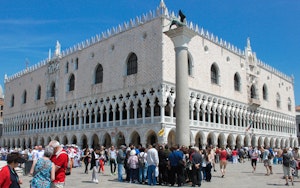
[165, 27, 195, 146]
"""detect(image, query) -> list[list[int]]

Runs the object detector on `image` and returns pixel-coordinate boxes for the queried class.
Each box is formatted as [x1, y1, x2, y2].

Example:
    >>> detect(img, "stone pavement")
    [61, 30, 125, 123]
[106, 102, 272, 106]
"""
[1, 160, 298, 188]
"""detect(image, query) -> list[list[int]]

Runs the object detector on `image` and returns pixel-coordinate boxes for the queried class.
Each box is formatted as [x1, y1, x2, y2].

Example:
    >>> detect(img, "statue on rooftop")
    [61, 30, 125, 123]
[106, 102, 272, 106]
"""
[55, 40, 61, 57]
[169, 10, 186, 30]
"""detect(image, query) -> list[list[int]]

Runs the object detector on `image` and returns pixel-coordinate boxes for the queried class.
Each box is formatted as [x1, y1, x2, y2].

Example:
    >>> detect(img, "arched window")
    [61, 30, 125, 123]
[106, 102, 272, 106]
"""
[127, 53, 138, 75]
[50, 82, 55, 97]
[95, 64, 103, 84]
[210, 63, 219, 84]
[276, 93, 281, 108]
[262, 84, 268, 100]
[250, 85, 257, 99]
[68, 74, 75, 91]
[288, 97, 292, 111]
[23, 90, 27, 104]
[36, 85, 41, 100]
[11, 95, 14, 107]
[234, 73, 241, 91]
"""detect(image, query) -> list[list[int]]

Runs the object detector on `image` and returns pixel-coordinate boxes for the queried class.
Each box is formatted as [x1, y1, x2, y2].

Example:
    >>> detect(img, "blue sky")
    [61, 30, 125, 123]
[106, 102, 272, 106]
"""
[0, 0, 299, 105]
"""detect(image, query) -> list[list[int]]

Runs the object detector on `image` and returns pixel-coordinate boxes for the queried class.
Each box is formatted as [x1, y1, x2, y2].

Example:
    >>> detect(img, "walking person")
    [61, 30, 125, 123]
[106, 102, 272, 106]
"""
[90, 147, 100, 184]
[249, 146, 258, 173]
[98, 146, 106, 174]
[219, 146, 227, 178]
[48, 140, 69, 188]
[260, 146, 272, 176]
[30, 146, 55, 188]
[146, 144, 159, 186]
[82, 147, 91, 174]
[281, 148, 294, 186]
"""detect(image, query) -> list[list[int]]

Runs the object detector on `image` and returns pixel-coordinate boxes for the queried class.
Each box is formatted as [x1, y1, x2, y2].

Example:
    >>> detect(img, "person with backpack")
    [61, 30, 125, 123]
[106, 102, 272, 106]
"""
[281, 148, 294, 186]
[138, 147, 147, 184]
[48, 140, 69, 188]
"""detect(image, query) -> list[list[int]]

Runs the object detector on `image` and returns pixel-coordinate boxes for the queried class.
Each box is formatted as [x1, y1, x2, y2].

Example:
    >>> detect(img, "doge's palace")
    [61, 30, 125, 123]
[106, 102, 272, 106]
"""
[1, 1, 297, 149]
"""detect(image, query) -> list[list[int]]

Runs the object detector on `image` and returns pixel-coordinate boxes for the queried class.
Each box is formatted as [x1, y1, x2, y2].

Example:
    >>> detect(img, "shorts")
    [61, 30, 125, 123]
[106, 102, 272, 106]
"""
[51, 182, 65, 188]
[263, 159, 271, 167]
[283, 166, 291, 177]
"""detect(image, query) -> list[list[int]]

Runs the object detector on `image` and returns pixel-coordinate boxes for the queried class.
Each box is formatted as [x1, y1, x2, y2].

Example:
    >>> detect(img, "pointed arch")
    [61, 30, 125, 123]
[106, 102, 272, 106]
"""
[210, 63, 219, 84]
[250, 85, 257, 99]
[127, 53, 138, 75]
[262, 84, 268, 100]
[68, 74, 75, 91]
[94, 64, 103, 84]
[234, 72, 241, 91]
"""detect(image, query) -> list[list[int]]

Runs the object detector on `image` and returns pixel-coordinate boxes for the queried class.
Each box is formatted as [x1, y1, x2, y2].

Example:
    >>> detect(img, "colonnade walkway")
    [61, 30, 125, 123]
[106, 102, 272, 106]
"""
[0, 160, 298, 188]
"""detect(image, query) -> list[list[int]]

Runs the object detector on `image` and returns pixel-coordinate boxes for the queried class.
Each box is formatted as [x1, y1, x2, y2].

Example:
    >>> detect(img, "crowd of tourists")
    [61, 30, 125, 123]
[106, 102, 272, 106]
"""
[0, 143, 299, 187]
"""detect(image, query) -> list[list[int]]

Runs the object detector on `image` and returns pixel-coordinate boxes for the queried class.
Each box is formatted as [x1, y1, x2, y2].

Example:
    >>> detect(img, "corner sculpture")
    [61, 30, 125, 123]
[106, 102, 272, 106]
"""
[169, 10, 186, 30]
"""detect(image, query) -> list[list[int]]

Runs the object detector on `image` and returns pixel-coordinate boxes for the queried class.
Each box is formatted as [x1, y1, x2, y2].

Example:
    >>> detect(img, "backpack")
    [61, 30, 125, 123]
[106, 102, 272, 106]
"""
[267, 150, 273, 160]
[138, 153, 145, 167]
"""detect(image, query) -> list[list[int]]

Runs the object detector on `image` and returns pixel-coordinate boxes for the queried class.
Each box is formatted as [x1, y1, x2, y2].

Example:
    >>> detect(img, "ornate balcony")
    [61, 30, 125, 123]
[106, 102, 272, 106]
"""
[249, 98, 261, 108]
[45, 97, 56, 105]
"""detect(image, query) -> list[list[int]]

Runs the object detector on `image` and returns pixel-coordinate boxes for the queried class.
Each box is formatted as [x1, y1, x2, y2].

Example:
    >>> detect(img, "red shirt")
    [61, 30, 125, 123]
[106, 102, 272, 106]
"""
[51, 149, 69, 183]
[232, 150, 238, 156]
[220, 150, 227, 161]
[0, 165, 12, 188]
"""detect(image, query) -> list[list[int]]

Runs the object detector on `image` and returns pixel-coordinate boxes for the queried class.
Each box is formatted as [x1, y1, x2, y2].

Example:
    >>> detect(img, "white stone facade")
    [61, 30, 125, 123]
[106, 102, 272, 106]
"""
[1, 2, 298, 149]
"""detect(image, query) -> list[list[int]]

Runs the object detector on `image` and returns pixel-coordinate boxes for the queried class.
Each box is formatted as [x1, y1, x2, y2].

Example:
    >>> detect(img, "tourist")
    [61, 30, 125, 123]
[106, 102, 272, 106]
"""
[90, 147, 100, 184]
[168, 145, 184, 186]
[116, 145, 126, 182]
[249, 146, 258, 173]
[205, 148, 213, 182]
[30, 146, 55, 188]
[138, 147, 147, 184]
[82, 147, 91, 174]
[146, 144, 159, 186]
[260, 146, 272, 175]
[48, 140, 69, 188]
[158, 145, 169, 185]
[0, 152, 25, 188]
[108, 145, 117, 175]
[281, 148, 294, 186]
[232, 148, 238, 164]
[98, 146, 106, 174]
[219, 146, 227, 178]
[127, 149, 139, 183]
[191, 147, 202, 187]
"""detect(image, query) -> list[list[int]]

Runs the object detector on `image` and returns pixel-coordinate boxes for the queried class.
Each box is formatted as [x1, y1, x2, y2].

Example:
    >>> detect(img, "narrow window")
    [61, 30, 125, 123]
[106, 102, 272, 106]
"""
[36, 85, 41, 100]
[95, 64, 103, 84]
[23, 90, 27, 104]
[211, 64, 219, 84]
[50, 82, 55, 97]
[262, 84, 268, 100]
[234, 73, 240, 91]
[11, 95, 14, 107]
[127, 53, 138, 75]
[69, 74, 75, 91]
